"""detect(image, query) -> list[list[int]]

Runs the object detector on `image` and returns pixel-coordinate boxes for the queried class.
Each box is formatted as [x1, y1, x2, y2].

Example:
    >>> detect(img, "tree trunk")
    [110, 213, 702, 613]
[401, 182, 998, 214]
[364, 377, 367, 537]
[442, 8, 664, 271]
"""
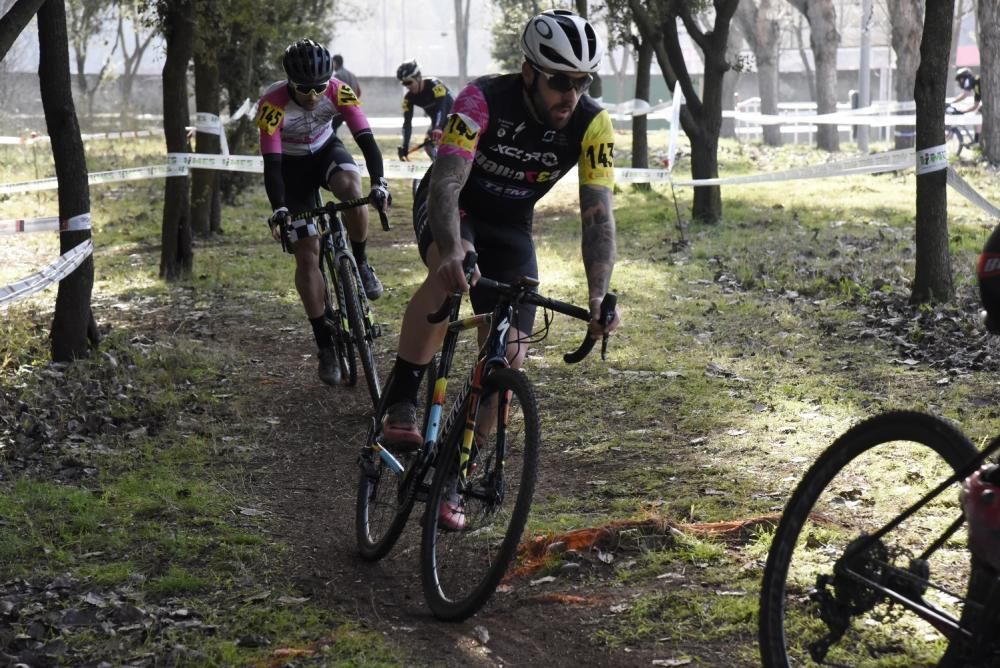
[794, 14, 816, 101]
[887, 0, 923, 150]
[789, 0, 840, 151]
[979, 0, 1000, 162]
[160, 0, 194, 281]
[632, 37, 652, 191]
[910, 0, 955, 304]
[0, 0, 47, 60]
[191, 53, 221, 237]
[38, 0, 98, 361]
[736, 0, 782, 146]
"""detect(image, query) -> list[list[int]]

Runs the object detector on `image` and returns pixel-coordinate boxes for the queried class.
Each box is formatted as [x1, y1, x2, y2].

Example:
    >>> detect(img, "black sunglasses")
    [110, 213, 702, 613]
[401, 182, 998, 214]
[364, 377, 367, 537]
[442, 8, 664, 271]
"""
[530, 63, 593, 94]
[400, 79, 418, 86]
[291, 81, 328, 96]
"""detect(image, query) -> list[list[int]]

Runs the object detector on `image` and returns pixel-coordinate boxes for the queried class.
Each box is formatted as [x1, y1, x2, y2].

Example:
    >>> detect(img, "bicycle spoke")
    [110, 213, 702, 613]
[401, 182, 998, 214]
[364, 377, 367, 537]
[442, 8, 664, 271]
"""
[759, 412, 988, 667]
[421, 369, 539, 621]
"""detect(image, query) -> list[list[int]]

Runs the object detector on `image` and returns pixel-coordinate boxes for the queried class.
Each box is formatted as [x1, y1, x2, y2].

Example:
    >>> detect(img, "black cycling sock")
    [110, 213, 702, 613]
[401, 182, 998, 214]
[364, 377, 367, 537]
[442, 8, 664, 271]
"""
[351, 240, 368, 265]
[385, 355, 427, 407]
[310, 315, 332, 349]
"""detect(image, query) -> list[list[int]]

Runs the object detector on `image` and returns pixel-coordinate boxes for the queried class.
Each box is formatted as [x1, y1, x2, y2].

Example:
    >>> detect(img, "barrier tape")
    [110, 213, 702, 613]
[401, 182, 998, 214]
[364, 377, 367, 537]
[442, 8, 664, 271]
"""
[0, 164, 186, 195]
[917, 144, 948, 175]
[672, 148, 913, 187]
[947, 167, 1000, 219]
[0, 238, 93, 307]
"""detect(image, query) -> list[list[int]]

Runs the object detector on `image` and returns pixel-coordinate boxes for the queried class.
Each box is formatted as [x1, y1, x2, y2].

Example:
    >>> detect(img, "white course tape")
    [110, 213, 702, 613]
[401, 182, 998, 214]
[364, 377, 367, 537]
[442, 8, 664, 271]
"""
[947, 167, 1000, 219]
[168, 152, 260, 173]
[194, 112, 230, 155]
[0, 216, 60, 234]
[672, 148, 913, 187]
[0, 164, 187, 195]
[0, 238, 93, 307]
[62, 212, 92, 231]
[916, 144, 948, 175]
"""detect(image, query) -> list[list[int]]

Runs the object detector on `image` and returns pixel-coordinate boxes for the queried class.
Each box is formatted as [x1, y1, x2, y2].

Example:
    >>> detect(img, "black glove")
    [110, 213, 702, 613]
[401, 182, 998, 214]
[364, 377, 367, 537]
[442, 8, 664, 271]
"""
[369, 177, 391, 212]
[268, 207, 289, 232]
[397, 146, 408, 161]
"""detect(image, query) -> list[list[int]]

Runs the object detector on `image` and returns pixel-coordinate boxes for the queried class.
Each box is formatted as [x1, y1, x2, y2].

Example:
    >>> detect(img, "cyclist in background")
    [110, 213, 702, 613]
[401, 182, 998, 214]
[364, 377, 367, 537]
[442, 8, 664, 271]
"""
[952, 67, 983, 141]
[380, 10, 622, 528]
[257, 39, 390, 386]
[395, 60, 454, 162]
[333, 54, 361, 98]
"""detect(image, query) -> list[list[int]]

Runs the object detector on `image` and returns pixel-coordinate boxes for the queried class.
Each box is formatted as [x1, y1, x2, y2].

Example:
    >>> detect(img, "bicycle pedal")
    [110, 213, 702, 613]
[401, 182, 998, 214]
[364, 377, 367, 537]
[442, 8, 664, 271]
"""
[372, 323, 383, 338]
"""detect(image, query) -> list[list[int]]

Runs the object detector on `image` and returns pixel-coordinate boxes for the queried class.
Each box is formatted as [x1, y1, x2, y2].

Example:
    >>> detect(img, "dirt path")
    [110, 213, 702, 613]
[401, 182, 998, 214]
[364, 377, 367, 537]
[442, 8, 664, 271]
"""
[236, 320, 679, 667]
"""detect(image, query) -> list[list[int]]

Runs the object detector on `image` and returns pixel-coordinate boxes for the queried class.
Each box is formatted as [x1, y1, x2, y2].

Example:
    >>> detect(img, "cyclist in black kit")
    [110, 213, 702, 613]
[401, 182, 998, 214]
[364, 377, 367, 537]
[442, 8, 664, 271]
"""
[395, 59, 454, 162]
[952, 67, 983, 141]
[380, 10, 622, 530]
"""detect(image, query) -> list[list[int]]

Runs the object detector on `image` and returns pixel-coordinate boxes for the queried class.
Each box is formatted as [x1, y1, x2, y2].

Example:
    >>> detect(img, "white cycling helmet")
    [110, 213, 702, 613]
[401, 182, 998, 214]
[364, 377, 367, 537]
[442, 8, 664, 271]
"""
[520, 9, 604, 74]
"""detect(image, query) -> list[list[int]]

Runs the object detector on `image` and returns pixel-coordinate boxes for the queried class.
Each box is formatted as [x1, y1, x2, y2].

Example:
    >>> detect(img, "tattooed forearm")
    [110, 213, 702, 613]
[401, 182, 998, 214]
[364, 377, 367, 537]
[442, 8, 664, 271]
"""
[580, 184, 616, 299]
[428, 153, 473, 253]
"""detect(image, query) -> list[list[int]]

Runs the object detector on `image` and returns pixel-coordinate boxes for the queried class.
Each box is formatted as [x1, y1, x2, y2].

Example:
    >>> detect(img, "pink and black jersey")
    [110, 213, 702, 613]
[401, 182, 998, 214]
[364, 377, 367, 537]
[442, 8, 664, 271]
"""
[437, 73, 615, 223]
[256, 78, 371, 156]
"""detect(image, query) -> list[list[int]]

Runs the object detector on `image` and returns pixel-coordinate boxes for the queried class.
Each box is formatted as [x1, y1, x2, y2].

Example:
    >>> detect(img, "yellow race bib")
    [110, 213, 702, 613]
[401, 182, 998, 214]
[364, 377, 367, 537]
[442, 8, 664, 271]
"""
[440, 112, 480, 153]
[255, 102, 284, 136]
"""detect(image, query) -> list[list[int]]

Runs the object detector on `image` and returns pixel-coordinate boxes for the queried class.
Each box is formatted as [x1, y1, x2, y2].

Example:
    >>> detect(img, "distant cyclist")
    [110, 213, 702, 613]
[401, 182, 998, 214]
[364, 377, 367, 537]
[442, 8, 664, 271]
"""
[256, 39, 390, 386]
[951, 67, 983, 141]
[395, 60, 454, 162]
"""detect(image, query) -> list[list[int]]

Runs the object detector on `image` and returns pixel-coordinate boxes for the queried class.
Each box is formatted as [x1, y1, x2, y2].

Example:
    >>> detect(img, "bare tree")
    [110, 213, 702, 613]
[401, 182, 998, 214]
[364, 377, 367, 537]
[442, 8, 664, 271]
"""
[115, 0, 155, 125]
[787, 0, 841, 151]
[38, 0, 100, 359]
[629, 0, 739, 222]
[454, 0, 471, 80]
[67, 0, 116, 118]
[736, 0, 782, 145]
[190, 1, 221, 237]
[911, 0, 955, 304]
[885, 0, 923, 149]
[792, 13, 816, 101]
[979, 0, 998, 161]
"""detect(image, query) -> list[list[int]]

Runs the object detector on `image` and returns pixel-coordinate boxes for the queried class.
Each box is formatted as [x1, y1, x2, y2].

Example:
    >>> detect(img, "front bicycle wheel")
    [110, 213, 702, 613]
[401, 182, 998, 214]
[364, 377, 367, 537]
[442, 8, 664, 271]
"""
[322, 249, 355, 384]
[420, 368, 540, 621]
[339, 255, 381, 407]
[759, 411, 988, 667]
[946, 127, 967, 158]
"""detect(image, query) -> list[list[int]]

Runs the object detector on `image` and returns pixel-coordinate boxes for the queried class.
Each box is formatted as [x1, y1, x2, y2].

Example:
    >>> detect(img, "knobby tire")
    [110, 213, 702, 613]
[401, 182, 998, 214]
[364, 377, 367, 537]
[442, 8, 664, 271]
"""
[338, 255, 380, 407]
[420, 368, 540, 621]
[759, 410, 991, 667]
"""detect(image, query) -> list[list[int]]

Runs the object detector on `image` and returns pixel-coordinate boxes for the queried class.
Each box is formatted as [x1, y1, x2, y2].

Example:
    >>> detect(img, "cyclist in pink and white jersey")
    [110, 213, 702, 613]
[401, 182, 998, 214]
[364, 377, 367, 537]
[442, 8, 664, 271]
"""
[257, 39, 390, 386]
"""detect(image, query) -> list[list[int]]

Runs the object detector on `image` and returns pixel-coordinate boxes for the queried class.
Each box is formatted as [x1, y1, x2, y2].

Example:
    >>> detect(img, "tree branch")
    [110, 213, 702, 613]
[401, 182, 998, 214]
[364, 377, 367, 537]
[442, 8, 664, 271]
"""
[0, 0, 47, 60]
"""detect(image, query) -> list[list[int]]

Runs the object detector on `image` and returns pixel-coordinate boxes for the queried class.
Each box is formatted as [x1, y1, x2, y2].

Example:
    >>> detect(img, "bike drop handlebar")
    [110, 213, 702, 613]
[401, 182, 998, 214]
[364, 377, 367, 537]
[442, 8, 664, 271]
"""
[427, 251, 615, 363]
[288, 196, 391, 232]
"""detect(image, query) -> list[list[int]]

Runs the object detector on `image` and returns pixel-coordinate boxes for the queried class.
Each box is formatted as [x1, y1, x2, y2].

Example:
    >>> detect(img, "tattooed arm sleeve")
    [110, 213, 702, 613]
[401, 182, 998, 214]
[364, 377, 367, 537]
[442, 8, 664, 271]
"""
[580, 184, 617, 303]
[427, 153, 473, 254]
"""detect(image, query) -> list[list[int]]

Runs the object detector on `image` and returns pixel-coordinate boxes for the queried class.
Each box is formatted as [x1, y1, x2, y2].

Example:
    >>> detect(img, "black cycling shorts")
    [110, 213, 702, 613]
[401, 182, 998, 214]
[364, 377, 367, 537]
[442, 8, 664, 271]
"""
[280, 136, 360, 252]
[412, 167, 538, 334]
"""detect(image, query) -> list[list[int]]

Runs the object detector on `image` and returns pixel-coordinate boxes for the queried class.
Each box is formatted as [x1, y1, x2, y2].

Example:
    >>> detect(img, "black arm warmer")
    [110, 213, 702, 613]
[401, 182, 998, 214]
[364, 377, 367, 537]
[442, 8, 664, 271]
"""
[401, 104, 414, 149]
[262, 153, 284, 210]
[432, 94, 455, 131]
[353, 129, 384, 181]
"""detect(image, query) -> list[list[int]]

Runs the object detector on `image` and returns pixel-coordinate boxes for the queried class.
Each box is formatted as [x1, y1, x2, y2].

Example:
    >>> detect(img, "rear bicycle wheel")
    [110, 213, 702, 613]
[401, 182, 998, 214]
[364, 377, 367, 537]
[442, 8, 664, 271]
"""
[759, 411, 989, 667]
[946, 127, 967, 158]
[420, 368, 540, 621]
[322, 249, 355, 384]
[339, 255, 381, 407]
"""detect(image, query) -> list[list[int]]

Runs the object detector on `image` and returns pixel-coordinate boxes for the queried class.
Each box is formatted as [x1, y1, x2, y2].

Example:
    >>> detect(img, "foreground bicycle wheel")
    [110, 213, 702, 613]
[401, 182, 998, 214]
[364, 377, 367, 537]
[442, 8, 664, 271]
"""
[421, 368, 540, 621]
[759, 411, 987, 667]
[339, 255, 381, 407]
[355, 366, 437, 562]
